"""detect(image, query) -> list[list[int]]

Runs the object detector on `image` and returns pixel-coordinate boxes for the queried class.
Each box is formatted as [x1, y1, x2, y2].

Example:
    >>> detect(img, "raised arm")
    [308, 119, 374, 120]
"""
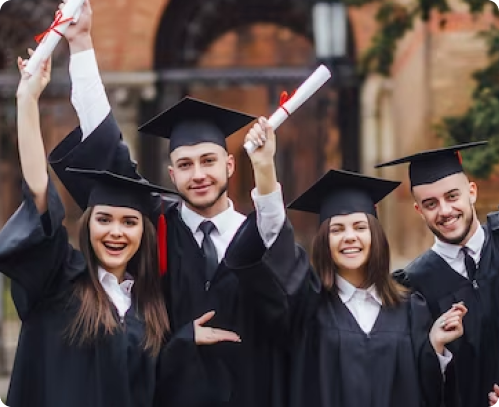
[16, 51, 51, 213]
[62, 0, 111, 139]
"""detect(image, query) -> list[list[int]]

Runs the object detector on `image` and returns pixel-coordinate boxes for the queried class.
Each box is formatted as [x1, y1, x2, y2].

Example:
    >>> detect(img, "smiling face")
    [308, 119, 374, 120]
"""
[328, 212, 371, 276]
[412, 172, 478, 245]
[89, 205, 144, 277]
[168, 142, 234, 217]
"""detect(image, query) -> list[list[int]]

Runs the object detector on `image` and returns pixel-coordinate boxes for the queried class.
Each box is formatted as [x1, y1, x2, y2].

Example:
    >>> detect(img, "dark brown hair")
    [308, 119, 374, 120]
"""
[67, 208, 170, 356]
[311, 213, 406, 307]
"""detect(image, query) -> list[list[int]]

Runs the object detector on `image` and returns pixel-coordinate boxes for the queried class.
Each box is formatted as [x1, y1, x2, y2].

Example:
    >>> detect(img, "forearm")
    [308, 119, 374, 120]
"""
[16, 95, 48, 213]
[253, 161, 278, 196]
[70, 45, 111, 139]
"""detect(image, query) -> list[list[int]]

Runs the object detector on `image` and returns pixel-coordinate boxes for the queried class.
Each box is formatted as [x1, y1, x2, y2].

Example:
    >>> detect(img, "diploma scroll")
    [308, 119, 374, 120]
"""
[243, 64, 332, 154]
[25, 0, 85, 75]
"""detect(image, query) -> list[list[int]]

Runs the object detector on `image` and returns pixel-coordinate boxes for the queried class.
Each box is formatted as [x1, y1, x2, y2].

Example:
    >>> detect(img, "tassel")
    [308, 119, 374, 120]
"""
[157, 200, 167, 276]
[456, 151, 463, 165]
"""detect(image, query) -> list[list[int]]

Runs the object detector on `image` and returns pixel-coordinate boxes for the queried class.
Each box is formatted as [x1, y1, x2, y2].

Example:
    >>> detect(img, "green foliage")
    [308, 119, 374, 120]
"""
[344, 0, 499, 177]
[436, 27, 499, 178]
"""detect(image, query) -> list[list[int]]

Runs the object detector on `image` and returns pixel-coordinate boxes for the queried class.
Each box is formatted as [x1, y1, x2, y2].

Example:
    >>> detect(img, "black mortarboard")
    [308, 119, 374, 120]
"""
[65, 168, 177, 215]
[138, 97, 256, 153]
[375, 141, 488, 187]
[287, 169, 400, 223]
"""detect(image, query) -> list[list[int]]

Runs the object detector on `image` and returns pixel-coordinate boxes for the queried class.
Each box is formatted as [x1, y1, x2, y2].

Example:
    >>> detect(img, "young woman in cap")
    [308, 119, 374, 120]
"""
[0, 52, 240, 407]
[224, 117, 467, 407]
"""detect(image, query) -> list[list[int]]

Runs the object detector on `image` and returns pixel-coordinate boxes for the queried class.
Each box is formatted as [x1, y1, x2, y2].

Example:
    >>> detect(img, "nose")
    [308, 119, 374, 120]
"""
[109, 222, 123, 237]
[192, 163, 206, 181]
[439, 200, 453, 216]
[343, 227, 357, 243]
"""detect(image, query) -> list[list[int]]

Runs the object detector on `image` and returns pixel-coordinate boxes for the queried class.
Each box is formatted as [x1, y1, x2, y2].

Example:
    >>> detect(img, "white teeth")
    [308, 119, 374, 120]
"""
[104, 243, 126, 250]
[342, 248, 361, 254]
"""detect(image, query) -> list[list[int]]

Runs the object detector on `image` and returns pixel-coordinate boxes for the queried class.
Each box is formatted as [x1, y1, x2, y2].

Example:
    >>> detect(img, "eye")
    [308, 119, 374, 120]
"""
[203, 157, 216, 165]
[178, 162, 191, 169]
[448, 193, 460, 200]
[330, 227, 342, 234]
[124, 219, 138, 227]
[96, 217, 110, 224]
[424, 201, 437, 210]
[356, 224, 368, 231]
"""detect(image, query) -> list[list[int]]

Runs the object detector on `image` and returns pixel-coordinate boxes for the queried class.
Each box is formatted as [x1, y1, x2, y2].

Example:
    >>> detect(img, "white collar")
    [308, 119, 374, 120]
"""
[433, 223, 485, 260]
[181, 200, 236, 236]
[336, 274, 382, 306]
[98, 267, 134, 292]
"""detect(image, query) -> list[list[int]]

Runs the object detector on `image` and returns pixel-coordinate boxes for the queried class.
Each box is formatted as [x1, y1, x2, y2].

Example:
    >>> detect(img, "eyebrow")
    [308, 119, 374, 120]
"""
[330, 221, 368, 228]
[175, 152, 217, 164]
[94, 211, 140, 220]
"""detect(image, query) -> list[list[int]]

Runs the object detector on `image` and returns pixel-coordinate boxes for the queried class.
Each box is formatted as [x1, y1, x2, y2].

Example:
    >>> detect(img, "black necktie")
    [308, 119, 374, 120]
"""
[462, 247, 477, 282]
[199, 221, 218, 281]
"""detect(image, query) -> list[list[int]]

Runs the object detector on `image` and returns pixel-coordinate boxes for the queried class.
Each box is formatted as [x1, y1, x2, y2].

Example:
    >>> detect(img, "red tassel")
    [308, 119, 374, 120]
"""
[456, 151, 463, 165]
[157, 211, 167, 276]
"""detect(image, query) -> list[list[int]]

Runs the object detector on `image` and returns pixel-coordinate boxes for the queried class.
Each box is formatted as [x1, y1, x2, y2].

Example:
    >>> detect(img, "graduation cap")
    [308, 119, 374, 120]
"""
[138, 97, 256, 154]
[287, 169, 400, 223]
[375, 141, 488, 188]
[65, 168, 176, 215]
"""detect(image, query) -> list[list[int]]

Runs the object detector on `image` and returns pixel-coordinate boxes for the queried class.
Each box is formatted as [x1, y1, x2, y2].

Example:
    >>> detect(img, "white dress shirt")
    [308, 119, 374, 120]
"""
[336, 275, 452, 373]
[97, 267, 134, 318]
[69, 49, 287, 258]
[431, 225, 485, 279]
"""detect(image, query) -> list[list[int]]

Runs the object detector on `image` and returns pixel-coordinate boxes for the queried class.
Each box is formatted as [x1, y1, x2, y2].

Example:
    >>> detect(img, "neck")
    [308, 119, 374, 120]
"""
[186, 193, 230, 219]
[337, 267, 366, 289]
[459, 216, 480, 246]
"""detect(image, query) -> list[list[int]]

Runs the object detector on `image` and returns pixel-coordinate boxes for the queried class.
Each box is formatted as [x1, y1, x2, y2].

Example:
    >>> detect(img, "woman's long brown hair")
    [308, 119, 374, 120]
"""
[67, 208, 169, 356]
[311, 213, 406, 307]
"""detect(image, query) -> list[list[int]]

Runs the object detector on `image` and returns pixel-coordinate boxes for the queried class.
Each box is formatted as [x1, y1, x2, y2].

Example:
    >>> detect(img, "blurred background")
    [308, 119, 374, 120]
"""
[0, 0, 498, 393]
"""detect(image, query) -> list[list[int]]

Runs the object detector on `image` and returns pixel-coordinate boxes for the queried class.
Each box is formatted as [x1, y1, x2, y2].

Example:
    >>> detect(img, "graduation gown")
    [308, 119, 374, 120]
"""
[0, 179, 199, 407]
[393, 214, 499, 407]
[224, 213, 445, 407]
[48, 114, 288, 407]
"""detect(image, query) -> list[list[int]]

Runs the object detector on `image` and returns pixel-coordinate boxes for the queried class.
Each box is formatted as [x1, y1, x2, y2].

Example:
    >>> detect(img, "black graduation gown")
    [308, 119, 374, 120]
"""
[393, 214, 499, 407]
[224, 213, 445, 407]
[48, 115, 288, 407]
[0, 179, 199, 407]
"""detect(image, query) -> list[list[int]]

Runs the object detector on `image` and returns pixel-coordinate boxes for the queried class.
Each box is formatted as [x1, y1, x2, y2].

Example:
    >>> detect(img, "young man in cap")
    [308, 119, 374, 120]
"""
[376, 142, 499, 407]
[48, 1, 288, 406]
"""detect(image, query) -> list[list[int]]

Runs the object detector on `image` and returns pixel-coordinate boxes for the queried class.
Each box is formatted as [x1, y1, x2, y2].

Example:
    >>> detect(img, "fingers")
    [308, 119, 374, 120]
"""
[209, 328, 241, 343]
[245, 116, 273, 149]
[489, 390, 499, 405]
[194, 310, 215, 326]
[196, 327, 242, 345]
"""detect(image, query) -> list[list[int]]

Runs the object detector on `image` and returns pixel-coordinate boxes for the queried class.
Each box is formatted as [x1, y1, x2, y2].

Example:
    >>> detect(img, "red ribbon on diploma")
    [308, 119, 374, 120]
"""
[35, 10, 74, 43]
[279, 90, 296, 116]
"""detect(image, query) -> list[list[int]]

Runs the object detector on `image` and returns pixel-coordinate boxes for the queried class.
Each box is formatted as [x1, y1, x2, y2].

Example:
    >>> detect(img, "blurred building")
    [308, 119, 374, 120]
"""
[0, 0, 498, 270]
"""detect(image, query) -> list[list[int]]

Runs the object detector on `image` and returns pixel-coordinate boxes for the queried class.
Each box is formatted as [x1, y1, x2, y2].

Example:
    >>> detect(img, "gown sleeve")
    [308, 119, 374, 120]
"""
[0, 178, 81, 320]
[48, 112, 141, 210]
[409, 292, 457, 407]
[154, 323, 232, 407]
[224, 211, 321, 339]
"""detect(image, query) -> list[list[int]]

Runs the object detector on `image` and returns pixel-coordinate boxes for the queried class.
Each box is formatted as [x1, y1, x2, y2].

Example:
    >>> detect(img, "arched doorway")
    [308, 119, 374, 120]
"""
[141, 0, 361, 245]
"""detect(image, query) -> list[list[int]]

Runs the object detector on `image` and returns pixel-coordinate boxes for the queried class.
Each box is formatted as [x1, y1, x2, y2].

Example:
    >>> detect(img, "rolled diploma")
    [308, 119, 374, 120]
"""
[25, 0, 85, 75]
[244, 64, 332, 153]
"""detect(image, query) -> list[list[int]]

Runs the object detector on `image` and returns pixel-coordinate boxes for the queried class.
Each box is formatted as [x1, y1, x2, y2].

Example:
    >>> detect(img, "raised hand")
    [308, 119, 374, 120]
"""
[16, 49, 51, 101]
[194, 311, 242, 345]
[60, 0, 93, 51]
[244, 117, 276, 168]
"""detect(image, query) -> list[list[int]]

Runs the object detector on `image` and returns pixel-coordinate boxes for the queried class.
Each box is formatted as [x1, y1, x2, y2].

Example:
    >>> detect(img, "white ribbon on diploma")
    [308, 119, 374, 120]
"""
[244, 64, 332, 154]
[25, 0, 85, 75]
